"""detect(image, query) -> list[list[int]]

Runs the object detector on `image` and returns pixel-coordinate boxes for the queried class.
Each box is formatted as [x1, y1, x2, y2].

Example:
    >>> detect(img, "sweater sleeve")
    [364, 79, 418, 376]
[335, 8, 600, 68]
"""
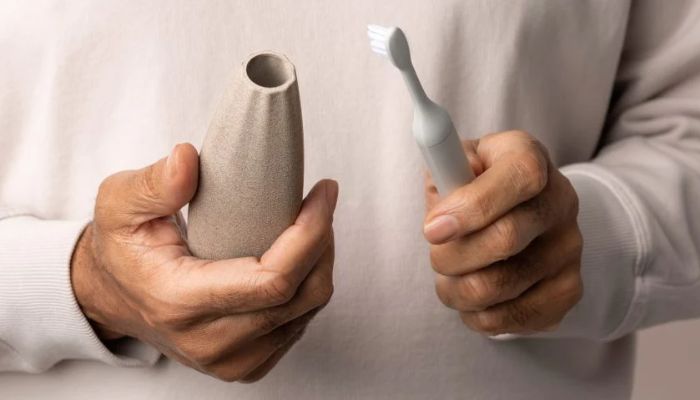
[0, 208, 160, 372]
[551, 1, 700, 340]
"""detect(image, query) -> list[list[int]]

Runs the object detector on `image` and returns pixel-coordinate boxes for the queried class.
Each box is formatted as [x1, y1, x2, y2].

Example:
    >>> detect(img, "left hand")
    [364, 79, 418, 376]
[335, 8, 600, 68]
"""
[424, 130, 583, 335]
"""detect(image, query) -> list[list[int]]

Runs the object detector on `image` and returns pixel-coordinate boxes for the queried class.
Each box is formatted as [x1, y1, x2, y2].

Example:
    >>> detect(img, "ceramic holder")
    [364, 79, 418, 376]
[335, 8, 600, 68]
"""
[187, 52, 304, 260]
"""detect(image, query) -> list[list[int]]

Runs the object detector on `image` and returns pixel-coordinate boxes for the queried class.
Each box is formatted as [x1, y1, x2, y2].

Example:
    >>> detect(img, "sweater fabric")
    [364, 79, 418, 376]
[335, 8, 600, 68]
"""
[1, 1, 700, 399]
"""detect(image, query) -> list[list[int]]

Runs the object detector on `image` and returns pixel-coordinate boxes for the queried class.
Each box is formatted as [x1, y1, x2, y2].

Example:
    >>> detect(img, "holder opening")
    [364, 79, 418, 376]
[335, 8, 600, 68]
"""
[245, 53, 294, 89]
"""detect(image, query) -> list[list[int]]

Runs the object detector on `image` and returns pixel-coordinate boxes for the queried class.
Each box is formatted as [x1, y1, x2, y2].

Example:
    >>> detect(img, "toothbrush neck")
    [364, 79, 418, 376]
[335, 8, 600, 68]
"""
[401, 68, 432, 108]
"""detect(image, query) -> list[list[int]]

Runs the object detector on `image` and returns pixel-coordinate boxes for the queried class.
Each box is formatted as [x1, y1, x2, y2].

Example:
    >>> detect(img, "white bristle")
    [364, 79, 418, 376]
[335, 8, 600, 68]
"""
[368, 24, 393, 57]
[370, 44, 387, 52]
[370, 40, 386, 50]
[367, 31, 388, 42]
[368, 24, 390, 34]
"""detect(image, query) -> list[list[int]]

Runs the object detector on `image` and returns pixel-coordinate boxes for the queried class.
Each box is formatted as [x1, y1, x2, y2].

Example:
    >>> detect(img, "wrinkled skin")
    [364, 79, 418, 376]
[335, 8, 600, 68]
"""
[71, 143, 338, 382]
[424, 131, 583, 335]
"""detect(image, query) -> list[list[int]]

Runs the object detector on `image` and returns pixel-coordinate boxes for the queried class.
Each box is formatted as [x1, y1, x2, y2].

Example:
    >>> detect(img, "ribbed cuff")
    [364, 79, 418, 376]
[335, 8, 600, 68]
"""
[0, 216, 160, 372]
[539, 164, 648, 340]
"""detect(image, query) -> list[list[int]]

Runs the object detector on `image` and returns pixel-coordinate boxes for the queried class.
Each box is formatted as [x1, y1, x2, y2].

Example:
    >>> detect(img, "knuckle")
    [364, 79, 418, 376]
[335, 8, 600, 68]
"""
[515, 153, 548, 197]
[470, 311, 505, 334]
[259, 271, 297, 305]
[460, 274, 497, 309]
[560, 271, 584, 307]
[491, 217, 520, 258]
[310, 278, 334, 307]
[429, 246, 451, 275]
[434, 277, 454, 308]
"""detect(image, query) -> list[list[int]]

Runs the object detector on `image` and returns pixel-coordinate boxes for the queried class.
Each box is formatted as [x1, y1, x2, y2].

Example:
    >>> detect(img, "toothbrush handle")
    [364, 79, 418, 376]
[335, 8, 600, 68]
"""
[420, 127, 474, 196]
[422, 128, 516, 340]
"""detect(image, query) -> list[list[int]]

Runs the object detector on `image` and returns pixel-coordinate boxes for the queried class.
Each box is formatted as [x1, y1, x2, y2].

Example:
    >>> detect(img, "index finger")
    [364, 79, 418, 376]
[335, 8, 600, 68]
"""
[424, 131, 549, 244]
[184, 179, 338, 313]
[257, 179, 338, 303]
[424, 139, 483, 212]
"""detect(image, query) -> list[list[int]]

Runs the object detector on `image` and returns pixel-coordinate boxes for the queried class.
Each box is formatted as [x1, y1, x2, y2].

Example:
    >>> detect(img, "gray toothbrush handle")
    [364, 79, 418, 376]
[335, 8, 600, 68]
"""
[419, 127, 474, 195]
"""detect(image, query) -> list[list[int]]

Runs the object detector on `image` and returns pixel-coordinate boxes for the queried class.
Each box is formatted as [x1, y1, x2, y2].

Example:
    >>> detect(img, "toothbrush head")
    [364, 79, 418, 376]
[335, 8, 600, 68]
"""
[367, 24, 413, 71]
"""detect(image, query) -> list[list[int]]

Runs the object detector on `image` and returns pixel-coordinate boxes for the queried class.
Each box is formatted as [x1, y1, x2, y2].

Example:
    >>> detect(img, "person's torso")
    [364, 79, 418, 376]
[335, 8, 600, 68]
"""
[0, 1, 634, 398]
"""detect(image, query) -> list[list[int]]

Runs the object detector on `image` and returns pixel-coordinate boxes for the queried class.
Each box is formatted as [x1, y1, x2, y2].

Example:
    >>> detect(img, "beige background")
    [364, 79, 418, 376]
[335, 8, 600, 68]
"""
[634, 320, 700, 399]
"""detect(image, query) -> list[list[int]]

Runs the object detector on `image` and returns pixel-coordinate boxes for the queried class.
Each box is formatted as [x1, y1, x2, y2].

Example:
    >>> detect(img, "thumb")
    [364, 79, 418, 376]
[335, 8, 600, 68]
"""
[424, 139, 483, 211]
[96, 143, 199, 230]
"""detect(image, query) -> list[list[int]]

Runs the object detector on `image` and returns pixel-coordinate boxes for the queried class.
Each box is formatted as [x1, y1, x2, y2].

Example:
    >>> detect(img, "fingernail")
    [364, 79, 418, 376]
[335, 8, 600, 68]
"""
[166, 144, 179, 178]
[424, 215, 459, 243]
[325, 180, 339, 213]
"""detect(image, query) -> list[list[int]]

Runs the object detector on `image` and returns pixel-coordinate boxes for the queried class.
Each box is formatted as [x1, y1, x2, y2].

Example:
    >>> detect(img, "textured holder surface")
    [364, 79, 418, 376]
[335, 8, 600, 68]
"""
[187, 52, 304, 260]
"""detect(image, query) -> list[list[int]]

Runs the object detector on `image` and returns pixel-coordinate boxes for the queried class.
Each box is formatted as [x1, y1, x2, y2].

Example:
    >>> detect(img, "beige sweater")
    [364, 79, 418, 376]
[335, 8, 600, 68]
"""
[1, 1, 699, 399]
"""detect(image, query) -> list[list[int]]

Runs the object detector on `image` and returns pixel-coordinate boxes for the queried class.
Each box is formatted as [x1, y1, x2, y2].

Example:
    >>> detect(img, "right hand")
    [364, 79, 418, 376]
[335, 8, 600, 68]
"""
[71, 143, 338, 382]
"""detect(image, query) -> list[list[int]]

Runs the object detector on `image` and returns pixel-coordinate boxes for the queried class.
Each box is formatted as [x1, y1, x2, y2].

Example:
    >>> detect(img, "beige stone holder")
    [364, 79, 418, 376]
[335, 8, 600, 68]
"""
[187, 52, 304, 260]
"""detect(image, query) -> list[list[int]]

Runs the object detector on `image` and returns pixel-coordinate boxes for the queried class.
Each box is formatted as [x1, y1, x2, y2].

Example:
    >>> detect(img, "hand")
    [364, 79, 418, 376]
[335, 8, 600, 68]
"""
[423, 131, 583, 335]
[71, 143, 338, 382]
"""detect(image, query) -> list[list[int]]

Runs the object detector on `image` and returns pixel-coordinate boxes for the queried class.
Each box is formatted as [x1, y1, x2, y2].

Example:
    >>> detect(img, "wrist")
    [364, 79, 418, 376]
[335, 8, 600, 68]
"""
[70, 223, 125, 340]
